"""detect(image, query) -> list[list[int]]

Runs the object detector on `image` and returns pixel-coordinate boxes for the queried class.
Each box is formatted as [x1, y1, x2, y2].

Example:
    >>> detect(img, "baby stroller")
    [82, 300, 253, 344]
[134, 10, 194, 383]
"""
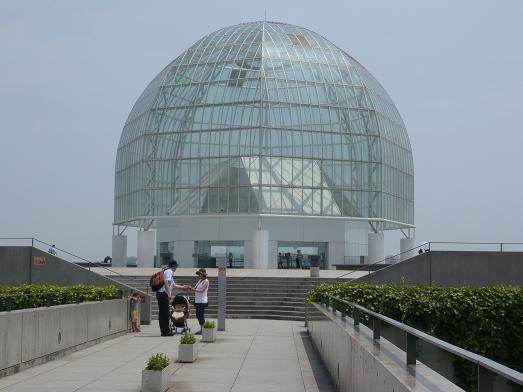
[170, 294, 191, 334]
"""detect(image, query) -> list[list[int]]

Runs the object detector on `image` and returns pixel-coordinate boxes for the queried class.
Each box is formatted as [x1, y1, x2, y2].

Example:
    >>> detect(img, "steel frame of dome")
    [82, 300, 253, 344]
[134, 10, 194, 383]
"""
[113, 21, 415, 267]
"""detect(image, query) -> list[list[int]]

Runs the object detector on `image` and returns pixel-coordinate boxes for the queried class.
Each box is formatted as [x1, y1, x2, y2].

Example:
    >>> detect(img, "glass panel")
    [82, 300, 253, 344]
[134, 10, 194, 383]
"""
[116, 22, 414, 226]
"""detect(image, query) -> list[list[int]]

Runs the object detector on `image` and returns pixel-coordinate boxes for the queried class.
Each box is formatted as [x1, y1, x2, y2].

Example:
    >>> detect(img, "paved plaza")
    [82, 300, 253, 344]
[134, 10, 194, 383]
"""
[0, 319, 334, 392]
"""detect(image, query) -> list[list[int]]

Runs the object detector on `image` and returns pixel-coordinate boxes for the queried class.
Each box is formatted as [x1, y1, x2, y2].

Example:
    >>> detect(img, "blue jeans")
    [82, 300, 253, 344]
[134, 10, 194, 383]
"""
[195, 303, 207, 326]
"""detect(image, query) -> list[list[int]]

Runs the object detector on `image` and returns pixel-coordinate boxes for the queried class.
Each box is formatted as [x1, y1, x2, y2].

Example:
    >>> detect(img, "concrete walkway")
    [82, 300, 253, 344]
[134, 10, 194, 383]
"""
[0, 319, 334, 392]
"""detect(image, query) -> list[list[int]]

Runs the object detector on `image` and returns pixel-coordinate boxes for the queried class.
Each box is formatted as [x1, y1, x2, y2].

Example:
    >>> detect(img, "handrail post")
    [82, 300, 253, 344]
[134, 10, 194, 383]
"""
[478, 365, 495, 392]
[341, 304, 346, 319]
[75, 291, 81, 304]
[372, 316, 380, 340]
[117, 289, 123, 299]
[353, 307, 360, 326]
[6, 296, 12, 311]
[406, 332, 417, 365]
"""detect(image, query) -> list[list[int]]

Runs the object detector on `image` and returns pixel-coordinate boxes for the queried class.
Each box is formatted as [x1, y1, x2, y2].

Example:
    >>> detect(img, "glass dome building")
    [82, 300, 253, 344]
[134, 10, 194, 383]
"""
[113, 21, 414, 269]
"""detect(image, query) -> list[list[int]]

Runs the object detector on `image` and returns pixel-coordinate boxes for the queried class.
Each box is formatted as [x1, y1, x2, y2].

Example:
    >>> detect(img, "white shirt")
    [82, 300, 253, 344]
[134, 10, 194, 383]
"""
[194, 279, 208, 304]
[158, 268, 174, 294]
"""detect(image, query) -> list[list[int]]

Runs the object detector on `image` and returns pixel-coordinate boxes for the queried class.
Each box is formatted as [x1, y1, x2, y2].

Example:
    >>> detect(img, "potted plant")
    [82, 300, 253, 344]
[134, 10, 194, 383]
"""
[141, 353, 173, 392]
[178, 334, 198, 363]
[201, 320, 216, 342]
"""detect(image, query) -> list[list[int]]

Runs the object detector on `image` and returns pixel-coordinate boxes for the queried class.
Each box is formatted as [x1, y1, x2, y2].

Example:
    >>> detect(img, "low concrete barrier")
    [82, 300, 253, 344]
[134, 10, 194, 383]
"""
[0, 246, 152, 325]
[0, 299, 128, 377]
[306, 302, 464, 392]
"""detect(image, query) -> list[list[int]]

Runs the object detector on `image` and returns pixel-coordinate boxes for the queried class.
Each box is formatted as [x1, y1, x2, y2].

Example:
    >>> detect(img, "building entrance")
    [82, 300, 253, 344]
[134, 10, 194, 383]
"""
[277, 241, 328, 269]
[194, 241, 245, 268]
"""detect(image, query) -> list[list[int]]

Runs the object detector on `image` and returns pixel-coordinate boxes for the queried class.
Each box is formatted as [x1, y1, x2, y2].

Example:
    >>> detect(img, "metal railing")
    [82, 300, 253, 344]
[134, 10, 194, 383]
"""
[1, 289, 124, 312]
[427, 241, 523, 253]
[336, 241, 523, 280]
[317, 293, 523, 391]
[0, 237, 123, 276]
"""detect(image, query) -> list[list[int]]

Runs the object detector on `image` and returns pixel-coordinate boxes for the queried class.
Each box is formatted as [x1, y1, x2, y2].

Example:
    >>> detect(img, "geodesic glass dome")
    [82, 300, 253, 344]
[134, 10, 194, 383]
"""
[114, 21, 414, 229]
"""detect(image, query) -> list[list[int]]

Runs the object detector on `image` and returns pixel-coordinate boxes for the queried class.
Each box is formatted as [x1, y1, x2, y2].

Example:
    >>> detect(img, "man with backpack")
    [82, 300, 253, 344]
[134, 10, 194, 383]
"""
[155, 260, 187, 336]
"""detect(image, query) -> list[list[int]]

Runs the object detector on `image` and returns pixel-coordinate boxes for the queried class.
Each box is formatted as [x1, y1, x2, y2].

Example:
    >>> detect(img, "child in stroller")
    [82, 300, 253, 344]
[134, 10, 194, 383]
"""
[169, 294, 191, 334]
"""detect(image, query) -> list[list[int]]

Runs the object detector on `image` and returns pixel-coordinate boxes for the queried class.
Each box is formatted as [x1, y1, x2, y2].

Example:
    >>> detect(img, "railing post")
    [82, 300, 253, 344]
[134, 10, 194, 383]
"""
[500, 243, 503, 253]
[75, 291, 81, 304]
[478, 365, 495, 392]
[46, 294, 53, 307]
[372, 317, 380, 340]
[353, 307, 360, 326]
[99, 291, 104, 301]
[117, 289, 123, 299]
[406, 332, 417, 365]
[305, 302, 308, 327]
[5, 296, 12, 311]
[341, 305, 346, 319]
[332, 299, 337, 314]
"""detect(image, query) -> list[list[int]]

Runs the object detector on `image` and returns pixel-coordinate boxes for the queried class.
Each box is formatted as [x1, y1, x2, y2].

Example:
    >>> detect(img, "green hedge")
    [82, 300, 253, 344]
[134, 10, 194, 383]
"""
[0, 284, 121, 311]
[307, 283, 523, 392]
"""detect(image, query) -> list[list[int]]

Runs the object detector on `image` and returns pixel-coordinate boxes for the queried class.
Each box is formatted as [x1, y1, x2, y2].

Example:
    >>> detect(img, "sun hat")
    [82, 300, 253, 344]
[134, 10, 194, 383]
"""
[196, 268, 207, 278]
[168, 260, 179, 268]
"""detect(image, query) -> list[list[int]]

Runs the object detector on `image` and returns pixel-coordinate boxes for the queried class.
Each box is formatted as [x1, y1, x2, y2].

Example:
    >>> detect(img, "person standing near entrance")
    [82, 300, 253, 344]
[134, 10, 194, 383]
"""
[157, 260, 186, 336]
[190, 268, 209, 335]
[296, 250, 302, 269]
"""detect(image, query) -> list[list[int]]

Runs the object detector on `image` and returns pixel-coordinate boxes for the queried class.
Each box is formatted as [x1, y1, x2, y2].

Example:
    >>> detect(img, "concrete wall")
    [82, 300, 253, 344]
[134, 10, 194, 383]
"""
[306, 302, 464, 392]
[0, 299, 127, 375]
[356, 251, 523, 287]
[0, 246, 152, 324]
[0, 247, 32, 285]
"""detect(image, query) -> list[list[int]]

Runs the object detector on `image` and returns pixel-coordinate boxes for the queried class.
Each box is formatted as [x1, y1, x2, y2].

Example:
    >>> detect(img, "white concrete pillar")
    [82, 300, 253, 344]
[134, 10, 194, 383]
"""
[137, 230, 155, 268]
[251, 229, 269, 269]
[367, 232, 384, 264]
[400, 237, 417, 261]
[112, 235, 127, 267]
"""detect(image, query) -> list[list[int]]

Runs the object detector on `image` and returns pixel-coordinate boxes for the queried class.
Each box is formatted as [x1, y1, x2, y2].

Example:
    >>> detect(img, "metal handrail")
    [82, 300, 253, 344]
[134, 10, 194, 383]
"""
[336, 240, 523, 280]
[428, 241, 523, 252]
[335, 243, 425, 279]
[318, 293, 523, 389]
[0, 237, 123, 276]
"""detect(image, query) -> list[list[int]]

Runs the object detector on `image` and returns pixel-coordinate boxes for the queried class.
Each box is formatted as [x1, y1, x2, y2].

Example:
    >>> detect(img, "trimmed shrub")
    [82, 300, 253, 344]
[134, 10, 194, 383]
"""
[203, 320, 215, 328]
[180, 334, 197, 344]
[307, 283, 523, 392]
[0, 284, 121, 311]
[146, 353, 170, 370]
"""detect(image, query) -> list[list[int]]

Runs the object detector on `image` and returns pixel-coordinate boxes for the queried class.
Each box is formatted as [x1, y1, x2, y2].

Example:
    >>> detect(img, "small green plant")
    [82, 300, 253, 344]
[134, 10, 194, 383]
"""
[180, 334, 197, 344]
[203, 320, 215, 328]
[146, 353, 170, 370]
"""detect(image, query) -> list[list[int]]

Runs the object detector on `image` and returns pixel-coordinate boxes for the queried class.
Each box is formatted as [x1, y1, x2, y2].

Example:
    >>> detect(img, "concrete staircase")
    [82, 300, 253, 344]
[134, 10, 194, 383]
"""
[112, 275, 339, 322]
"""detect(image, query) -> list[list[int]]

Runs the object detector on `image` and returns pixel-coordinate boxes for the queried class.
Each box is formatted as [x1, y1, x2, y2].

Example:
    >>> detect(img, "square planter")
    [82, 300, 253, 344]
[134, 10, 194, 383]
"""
[178, 343, 198, 363]
[141, 364, 173, 392]
[201, 327, 216, 342]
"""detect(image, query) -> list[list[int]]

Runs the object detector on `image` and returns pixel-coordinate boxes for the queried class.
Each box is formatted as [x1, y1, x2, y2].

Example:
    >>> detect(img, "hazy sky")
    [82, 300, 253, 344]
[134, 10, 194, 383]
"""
[1, 1, 522, 261]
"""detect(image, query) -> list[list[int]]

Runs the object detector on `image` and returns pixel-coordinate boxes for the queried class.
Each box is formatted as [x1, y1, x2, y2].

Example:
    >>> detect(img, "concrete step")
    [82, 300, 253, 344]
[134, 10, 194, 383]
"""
[114, 274, 325, 322]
